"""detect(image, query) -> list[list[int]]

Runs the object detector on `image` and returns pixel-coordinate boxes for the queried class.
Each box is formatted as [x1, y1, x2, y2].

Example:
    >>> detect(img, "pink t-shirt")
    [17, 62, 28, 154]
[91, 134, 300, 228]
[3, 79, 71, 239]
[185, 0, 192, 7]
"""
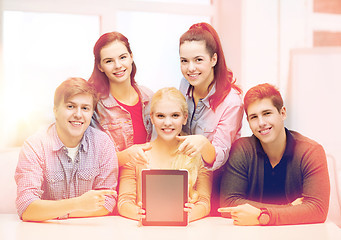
[116, 98, 147, 145]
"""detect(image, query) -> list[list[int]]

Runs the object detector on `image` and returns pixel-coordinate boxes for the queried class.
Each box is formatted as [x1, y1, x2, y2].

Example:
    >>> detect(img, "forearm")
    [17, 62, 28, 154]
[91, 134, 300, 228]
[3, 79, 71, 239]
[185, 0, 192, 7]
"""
[116, 150, 129, 167]
[118, 201, 139, 221]
[200, 139, 216, 166]
[189, 165, 212, 222]
[189, 202, 209, 222]
[221, 194, 328, 225]
[69, 207, 110, 218]
[22, 190, 115, 221]
[222, 194, 288, 209]
[116, 143, 150, 167]
[22, 198, 80, 222]
[267, 201, 327, 225]
[117, 162, 140, 221]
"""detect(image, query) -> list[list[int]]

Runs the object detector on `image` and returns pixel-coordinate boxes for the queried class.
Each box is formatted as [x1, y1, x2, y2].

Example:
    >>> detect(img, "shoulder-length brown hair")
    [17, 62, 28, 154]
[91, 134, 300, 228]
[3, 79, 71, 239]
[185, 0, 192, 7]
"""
[88, 32, 137, 99]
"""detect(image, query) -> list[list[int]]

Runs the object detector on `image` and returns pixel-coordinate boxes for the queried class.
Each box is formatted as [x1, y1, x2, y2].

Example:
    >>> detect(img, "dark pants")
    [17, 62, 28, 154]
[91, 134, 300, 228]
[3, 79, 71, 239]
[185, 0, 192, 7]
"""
[210, 168, 223, 216]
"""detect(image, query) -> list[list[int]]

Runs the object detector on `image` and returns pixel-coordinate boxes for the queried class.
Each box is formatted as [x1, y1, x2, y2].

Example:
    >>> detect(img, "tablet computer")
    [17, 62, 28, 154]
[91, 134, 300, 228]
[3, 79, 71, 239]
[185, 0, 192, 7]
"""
[141, 169, 188, 226]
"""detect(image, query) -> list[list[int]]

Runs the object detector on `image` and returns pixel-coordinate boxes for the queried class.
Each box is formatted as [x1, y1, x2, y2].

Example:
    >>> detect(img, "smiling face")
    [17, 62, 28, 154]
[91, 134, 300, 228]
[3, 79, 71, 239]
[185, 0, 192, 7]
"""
[151, 99, 188, 142]
[247, 98, 287, 148]
[179, 40, 217, 90]
[98, 40, 134, 86]
[54, 93, 94, 147]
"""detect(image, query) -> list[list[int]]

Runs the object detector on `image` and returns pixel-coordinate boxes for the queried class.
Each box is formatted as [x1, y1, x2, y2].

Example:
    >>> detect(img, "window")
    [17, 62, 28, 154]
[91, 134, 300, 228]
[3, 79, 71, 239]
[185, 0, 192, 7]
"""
[313, 0, 341, 46]
[1, 11, 99, 147]
[0, 0, 213, 148]
[132, 0, 210, 4]
[116, 11, 210, 91]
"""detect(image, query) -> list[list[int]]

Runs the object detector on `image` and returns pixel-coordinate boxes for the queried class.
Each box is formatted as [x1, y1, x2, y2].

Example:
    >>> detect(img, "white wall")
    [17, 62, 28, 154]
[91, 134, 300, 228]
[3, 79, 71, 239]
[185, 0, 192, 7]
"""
[1, 0, 340, 159]
[0, 0, 3, 107]
[213, 0, 242, 86]
[287, 48, 341, 165]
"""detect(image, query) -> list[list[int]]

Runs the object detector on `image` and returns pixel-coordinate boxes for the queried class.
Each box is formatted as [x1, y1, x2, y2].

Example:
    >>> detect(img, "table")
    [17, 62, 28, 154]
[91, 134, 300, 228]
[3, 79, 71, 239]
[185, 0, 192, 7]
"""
[1, 214, 340, 240]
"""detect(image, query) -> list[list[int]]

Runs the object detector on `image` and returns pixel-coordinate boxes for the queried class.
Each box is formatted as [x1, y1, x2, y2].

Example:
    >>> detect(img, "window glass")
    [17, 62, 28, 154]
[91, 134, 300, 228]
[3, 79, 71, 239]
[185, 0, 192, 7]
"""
[314, 0, 341, 14]
[116, 11, 210, 92]
[2, 11, 99, 147]
[132, 0, 210, 4]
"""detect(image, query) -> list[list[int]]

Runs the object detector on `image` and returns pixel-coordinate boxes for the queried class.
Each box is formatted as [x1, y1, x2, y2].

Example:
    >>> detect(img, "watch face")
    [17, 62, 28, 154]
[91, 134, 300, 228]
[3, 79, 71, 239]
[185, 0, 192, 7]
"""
[259, 212, 270, 225]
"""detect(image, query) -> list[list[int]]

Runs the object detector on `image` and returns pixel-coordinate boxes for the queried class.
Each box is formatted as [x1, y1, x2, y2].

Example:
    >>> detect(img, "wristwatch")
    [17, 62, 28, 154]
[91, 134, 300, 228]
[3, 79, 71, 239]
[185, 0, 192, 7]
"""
[258, 208, 270, 226]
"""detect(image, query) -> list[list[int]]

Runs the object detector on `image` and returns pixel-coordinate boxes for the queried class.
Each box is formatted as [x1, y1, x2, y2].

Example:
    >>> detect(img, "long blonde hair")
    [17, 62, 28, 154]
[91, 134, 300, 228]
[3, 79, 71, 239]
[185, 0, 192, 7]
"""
[172, 151, 201, 201]
[151, 87, 201, 200]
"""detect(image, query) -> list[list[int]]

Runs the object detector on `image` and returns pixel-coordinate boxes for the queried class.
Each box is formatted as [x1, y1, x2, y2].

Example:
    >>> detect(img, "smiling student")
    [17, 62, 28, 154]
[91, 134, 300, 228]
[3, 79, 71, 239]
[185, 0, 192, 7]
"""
[219, 83, 330, 226]
[118, 87, 212, 222]
[15, 78, 118, 222]
[178, 22, 244, 215]
[89, 32, 153, 167]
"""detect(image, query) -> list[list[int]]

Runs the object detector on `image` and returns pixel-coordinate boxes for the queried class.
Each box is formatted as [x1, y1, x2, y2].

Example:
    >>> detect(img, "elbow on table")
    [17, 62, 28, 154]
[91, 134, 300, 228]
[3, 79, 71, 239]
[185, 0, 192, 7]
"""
[305, 202, 329, 224]
[21, 211, 43, 222]
[21, 213, 30, 222]
[316, 210, 328, 224]
[19, 201, 43, 222]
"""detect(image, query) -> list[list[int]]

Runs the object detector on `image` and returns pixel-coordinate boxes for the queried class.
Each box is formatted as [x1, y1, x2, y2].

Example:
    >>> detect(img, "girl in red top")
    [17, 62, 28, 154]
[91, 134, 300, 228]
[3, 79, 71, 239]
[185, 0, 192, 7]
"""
[89, 32, 153, 167]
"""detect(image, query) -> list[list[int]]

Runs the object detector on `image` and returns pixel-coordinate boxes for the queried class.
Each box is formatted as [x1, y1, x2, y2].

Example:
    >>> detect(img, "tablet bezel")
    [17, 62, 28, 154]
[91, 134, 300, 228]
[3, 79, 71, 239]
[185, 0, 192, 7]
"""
[141, 169, 188, 226]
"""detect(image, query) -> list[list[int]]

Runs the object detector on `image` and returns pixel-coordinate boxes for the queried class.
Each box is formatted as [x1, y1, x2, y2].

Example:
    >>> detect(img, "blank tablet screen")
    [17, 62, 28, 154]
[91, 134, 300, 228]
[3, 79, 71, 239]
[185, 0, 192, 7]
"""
[142, 169, 188, 226]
